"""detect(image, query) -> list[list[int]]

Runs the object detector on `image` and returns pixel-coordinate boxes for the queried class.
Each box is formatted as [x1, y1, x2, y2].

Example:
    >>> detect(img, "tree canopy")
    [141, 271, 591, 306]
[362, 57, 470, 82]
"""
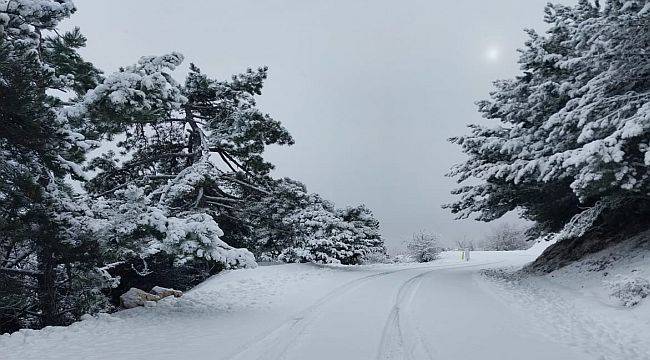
[446, 0, 650, 237]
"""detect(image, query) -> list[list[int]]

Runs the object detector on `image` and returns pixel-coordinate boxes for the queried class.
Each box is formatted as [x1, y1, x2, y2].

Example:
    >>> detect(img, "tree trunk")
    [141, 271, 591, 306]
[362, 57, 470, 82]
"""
[36, 247, 58, 327]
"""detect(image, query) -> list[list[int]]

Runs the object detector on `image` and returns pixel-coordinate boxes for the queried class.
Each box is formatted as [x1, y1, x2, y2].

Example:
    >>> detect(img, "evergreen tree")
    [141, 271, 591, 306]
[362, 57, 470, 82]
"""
[279, 193, 352, 264]
[76, 52, 256, 265]
[337, 205, 385, 264]
[0, 0, 388, 332]
[240, 178, 311, 258]
[446, 1, 650, 240]
[278, 191, 385, 265]
[0, 0, 107, 330]
[241, 178, 386, 264]
[78, 51, 386, 268]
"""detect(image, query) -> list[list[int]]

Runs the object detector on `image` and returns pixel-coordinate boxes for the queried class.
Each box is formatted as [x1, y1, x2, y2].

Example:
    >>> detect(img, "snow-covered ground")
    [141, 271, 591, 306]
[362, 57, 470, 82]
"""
[482, 233, 650, 360]
[2, 243, 649, 360]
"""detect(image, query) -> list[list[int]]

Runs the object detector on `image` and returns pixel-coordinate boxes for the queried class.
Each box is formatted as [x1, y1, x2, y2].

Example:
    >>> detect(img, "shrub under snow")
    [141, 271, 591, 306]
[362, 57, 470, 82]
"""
[359, 251, 391, 264]
[482, 224, 530, 251]
[406, 232, 442, 263]
[606, 276, 650, 307]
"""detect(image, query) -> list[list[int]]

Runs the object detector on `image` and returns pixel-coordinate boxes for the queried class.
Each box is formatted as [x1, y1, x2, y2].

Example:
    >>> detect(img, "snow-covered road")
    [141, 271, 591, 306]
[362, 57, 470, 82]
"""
[2, 249, 647, 360]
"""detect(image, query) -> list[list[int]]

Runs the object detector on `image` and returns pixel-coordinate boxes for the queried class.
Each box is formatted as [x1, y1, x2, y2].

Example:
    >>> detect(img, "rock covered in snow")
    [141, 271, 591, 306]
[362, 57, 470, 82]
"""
[150, 286, 183, 299]
[119, 288, 161, 309]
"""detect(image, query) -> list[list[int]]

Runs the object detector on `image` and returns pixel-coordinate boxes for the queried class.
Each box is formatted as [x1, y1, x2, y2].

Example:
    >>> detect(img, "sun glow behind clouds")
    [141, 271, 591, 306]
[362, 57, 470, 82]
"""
[485, 46, 500, 62]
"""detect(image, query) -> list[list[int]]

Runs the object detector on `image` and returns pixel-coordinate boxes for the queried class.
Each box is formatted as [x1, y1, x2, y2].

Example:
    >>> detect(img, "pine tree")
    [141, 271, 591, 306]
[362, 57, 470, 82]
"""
[277, 191, 385, 265]
[278, 193, 351, 264]
[337, 205, 385, 264]
[0, 0, 107, 330]
[235, 177, 386, 264]
[75, 51, 305, 272]
[1, 0, 389, 332]
[446, 1, 650, 240]
[74, 54, 280, 278]
[239, 178, 311, 259]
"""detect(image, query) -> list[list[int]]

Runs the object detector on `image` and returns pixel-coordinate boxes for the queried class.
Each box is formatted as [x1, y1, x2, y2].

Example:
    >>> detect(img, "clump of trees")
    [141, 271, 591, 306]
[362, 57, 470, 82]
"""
[0, 0, 385, 332]
[406, 232, 442, 262]
[446, 1, 650, 265]
[244, 179, 385, 264]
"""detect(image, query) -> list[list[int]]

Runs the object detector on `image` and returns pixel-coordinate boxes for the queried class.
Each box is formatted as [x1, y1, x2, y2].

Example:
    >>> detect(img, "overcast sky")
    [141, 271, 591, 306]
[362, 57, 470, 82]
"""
[64, 0, 563, 249]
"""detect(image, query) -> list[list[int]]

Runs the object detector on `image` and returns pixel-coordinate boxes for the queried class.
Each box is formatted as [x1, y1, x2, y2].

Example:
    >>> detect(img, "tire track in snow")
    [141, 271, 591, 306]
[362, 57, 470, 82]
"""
[376, 261, 505, 360]
[224, 261, 501, 360]
[376, 270, 435, 360]
[222, 267, 413, 360]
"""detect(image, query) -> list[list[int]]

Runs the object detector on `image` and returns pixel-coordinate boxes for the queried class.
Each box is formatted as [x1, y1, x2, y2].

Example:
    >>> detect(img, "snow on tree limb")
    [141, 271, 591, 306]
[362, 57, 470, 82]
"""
[446, 1, 650, 235]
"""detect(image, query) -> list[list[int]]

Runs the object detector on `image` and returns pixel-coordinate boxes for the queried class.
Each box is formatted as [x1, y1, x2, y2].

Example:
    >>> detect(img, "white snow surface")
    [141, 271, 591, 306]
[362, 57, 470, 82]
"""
[2, 243, 649, 360]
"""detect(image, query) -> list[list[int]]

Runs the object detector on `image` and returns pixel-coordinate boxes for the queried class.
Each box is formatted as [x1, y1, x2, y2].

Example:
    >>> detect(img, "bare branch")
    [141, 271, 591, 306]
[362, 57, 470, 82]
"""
[0, 267, 43, 277]
[3, 250, 35, 268]
[203, 195, 242, 203]
[220, 175, 271, 195]
[205, 201, 237, 211]
[217, 150, 238, 173]
[193, 187, 204, 208]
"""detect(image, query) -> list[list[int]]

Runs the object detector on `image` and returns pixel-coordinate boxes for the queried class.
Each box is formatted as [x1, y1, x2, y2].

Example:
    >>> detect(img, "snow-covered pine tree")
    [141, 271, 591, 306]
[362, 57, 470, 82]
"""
[445, 1, 650, 242]
[276, 190, 386, 265]
[337, 205, 385, 264]
[228, 175, 384, 264]
[278, 193, 353, 264]
[0, 0, 388, 333]
[238, 178, 311, 259]
[0, 0, 109, 330]
[77, 55, 299, 277]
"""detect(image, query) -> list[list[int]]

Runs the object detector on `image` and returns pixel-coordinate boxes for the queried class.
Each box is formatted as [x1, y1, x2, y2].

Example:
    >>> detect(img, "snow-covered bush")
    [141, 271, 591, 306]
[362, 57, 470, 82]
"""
[406, 232, 442, 263]
[606, 276, 650, 307]
[482, 224, 529, 251]
[388, 251, 414, 263]
[360, 250, 391, 264]
[456, 238, 475, 251]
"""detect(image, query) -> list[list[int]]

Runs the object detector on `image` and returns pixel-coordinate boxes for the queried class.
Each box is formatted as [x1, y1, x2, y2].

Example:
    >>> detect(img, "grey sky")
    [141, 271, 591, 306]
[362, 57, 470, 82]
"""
[64, 0, 559, 249]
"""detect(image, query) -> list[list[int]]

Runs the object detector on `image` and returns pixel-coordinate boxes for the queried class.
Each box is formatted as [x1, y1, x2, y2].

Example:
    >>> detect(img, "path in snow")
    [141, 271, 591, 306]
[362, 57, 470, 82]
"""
[2, 250, 642, 360]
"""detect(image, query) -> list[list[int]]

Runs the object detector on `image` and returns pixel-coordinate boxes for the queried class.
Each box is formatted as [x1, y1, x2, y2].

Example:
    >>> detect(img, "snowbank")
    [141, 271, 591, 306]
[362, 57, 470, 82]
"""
[0, 264, 374, 360]
[481, 231, 650, 359]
